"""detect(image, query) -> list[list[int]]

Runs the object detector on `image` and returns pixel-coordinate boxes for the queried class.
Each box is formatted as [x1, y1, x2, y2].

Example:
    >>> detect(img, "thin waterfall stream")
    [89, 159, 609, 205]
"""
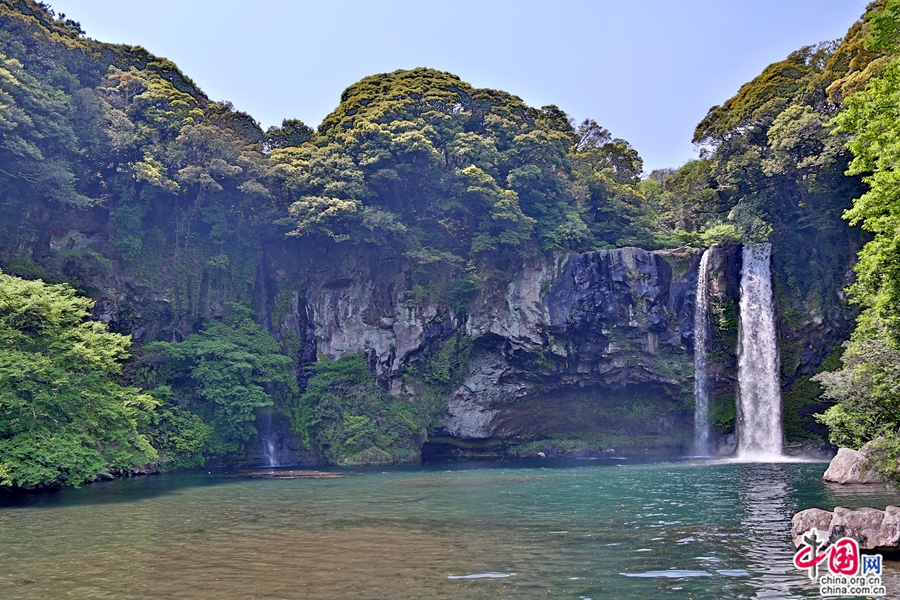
[693, 248, 712, 456]
[736, 243, 783, 458]
[261, 408, 279, 467]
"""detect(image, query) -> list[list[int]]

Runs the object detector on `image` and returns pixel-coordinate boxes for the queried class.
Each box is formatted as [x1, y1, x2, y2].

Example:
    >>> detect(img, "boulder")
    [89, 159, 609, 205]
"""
[830, 507, 885, 549]
[791, 508, 833, 548]
[822, 447, 883, 484]
[130, 464, 158, 476]
[792, 506, 900, 550]
[879, 506, 900, 548]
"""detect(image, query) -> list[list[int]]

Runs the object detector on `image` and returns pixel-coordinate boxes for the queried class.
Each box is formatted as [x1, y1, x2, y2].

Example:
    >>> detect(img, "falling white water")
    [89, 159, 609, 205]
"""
[693, 248, 712, 456]
[261, 409, 279, 467]
[736, 244, 783, 459]
[264, 440, 278, 468]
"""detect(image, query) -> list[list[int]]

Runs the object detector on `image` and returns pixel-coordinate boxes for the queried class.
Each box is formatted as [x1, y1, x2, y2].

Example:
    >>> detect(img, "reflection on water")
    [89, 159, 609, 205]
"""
[1, 459, 898, 598]
[739, 464, 805, 597]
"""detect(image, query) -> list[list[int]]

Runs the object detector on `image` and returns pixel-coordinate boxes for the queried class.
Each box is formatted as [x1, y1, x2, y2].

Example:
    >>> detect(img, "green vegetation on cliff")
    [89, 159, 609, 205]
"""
[0, 0, 273, 335]
[269, 68, 650, 259]
[139, 303, 300, 465]
[300, 353, 438, 465]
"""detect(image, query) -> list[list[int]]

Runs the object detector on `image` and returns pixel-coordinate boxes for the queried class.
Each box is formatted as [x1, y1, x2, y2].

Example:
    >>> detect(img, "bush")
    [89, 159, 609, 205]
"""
[145, 303, 299, 461]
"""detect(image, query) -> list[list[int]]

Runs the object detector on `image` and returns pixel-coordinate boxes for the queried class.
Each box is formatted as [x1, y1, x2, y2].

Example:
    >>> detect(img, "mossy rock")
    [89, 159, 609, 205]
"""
[340, 447, 394, 466]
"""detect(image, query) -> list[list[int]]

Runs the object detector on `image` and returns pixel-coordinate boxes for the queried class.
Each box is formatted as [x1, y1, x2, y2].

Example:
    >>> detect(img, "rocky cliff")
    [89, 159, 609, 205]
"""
[0, 0, 870, 481]
[256, 244, 709, 459]
[256, 237, 853, 462]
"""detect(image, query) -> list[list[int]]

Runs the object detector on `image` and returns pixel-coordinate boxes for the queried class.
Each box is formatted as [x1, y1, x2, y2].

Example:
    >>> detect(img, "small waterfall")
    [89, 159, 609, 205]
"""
[693, 248, 712, 456]
[264, 440, 277, 468]
[261, 409, 279, 467]
[736, 243, 782, 458]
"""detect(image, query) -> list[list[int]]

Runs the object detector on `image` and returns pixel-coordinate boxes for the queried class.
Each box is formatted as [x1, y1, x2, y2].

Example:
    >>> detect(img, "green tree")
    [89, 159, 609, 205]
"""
[0, 270, 157, 488]
[264, 118, 313, 150]
[146, 303, 300, 458]
[813, 0, 900, 483]
[834, 51, 900, 336]
[269, 68, 597, 259]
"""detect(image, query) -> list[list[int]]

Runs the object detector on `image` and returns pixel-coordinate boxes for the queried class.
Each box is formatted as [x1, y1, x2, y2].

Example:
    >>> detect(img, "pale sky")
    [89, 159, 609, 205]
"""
[49, 0, 870, 173]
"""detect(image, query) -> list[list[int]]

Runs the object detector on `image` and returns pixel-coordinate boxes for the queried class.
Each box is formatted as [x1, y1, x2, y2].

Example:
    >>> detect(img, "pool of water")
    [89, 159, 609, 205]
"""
[1, 458, 898, 598]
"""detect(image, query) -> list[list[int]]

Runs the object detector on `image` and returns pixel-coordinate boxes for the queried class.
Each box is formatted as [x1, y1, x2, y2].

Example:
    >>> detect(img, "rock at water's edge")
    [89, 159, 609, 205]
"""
[791, 508, 834, 548]
[792, 506, 900, 550]
[822, 447, 883, 484]
[830, 506, 885, 549]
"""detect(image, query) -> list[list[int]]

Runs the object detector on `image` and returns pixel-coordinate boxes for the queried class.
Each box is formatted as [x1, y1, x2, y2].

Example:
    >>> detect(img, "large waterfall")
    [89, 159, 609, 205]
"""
[693, 248, 712, 456]
[736, 243, 783, 458]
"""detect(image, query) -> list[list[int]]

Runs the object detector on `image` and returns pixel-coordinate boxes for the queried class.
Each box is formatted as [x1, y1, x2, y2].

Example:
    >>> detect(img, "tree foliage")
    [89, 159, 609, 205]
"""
[812, 0, 900, 483]
[299, 353, 435, 465]
[268, 68, 659, 260]
[143, 303, 300, 460]
[834, 48, 900, 335]
[0, 270, 157, 488]
[0, 0, 277, 335]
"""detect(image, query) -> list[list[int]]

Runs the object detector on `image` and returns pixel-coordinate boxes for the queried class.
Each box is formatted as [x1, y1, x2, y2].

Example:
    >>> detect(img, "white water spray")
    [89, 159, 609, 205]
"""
[736, 244, 782, 459]
[693, 248, 712, 456]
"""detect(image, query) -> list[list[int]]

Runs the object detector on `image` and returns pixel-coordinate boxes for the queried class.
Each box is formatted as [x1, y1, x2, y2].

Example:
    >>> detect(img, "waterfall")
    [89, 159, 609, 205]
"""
[264, 440, 277, 468]
[693, 248, 712, 456]
[736, 243, 782, 458]
[261, 409, 279, 467]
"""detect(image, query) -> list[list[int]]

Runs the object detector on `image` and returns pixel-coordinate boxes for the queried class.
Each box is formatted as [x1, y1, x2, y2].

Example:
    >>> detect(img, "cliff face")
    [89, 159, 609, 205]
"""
[444, 247, 700, 444]
[256, 244, 706, 457]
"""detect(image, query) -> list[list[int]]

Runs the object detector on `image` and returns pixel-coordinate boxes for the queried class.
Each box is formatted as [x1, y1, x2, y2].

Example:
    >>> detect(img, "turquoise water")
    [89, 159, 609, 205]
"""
[1, 458, 899, 598]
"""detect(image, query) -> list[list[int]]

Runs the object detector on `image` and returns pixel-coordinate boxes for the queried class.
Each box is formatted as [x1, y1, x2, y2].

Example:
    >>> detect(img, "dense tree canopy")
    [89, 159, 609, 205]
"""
[267, 68, 658, 261]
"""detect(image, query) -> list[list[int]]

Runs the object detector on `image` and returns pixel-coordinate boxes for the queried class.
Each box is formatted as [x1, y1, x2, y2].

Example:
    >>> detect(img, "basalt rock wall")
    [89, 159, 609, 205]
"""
[258, 244, 711, 455]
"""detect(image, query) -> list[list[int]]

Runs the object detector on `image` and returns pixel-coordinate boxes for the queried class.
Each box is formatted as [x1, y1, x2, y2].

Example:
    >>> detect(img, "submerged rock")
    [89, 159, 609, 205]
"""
[792, 506, 900, 550]
[822, 447, 883, 484]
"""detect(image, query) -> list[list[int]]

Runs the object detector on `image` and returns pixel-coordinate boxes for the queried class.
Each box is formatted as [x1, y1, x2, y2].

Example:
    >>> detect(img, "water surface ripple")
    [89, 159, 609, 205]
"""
[1, 459, 898, 598]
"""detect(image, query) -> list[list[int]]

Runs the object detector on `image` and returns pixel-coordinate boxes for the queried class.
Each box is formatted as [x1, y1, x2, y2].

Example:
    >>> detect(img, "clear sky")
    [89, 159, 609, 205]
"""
[49, 0, 870, 173]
